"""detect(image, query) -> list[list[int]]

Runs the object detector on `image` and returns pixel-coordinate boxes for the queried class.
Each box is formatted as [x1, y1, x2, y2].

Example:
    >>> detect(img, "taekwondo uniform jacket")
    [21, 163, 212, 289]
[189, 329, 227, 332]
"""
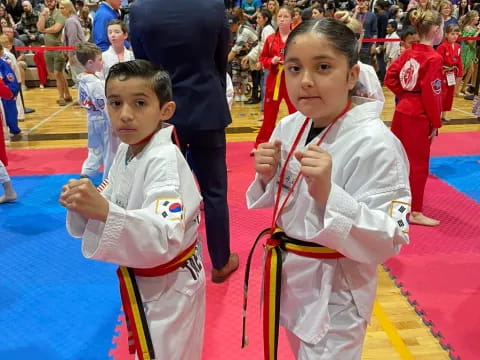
[437, 41, 463, 111]
[260, 31, 287, 96]
[66, 125, 205, 360]
[0, 58, 19, 135]
[385, 42, 443, 129]
[357, 61, 385, 106]
[101, 46, 135, 79]
[247, 98, 411, 344]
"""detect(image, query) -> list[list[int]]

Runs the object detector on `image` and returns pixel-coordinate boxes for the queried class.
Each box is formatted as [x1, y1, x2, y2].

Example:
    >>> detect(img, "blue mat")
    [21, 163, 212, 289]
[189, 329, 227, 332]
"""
[0, 174, 120, 360]
[430, 155, 480, 203]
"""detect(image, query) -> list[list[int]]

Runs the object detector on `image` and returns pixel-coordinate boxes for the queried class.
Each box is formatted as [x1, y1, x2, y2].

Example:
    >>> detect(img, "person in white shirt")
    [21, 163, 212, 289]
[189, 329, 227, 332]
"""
[385, 20, 401, 68]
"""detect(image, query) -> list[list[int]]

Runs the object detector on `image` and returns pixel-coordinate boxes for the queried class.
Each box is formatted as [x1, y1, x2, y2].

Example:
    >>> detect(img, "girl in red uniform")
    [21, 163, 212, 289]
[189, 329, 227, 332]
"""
[254, 6, 296, 151]
[437, 24, 463, 122]
[385, 9, 444, 226]
[0, 77, 16, 203]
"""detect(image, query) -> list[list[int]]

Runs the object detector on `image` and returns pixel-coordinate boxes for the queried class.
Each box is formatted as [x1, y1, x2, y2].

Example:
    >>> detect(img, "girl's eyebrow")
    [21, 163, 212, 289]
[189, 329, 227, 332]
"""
[286, 55, 336, 62]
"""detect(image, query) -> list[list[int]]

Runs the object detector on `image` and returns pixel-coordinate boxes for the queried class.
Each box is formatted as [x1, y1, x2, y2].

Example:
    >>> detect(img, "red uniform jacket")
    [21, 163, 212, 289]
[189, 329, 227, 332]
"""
[0, 78, 13, 166]
[436, 41, 463, 78]
[260, 32, 286, 92]
[385, 43, 443, 129]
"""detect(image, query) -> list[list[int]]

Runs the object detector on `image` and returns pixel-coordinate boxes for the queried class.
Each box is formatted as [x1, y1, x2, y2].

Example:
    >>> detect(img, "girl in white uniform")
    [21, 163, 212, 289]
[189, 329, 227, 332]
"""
[60, 60, 205, 360]
[247, 18, 411, 360]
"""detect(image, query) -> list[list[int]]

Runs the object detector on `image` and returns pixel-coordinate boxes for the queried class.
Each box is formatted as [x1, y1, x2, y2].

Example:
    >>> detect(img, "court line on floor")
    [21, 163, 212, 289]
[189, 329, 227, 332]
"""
[373, 299, 415, 359]
[27, 102, 75, 134]
[452, 107, 475, 116]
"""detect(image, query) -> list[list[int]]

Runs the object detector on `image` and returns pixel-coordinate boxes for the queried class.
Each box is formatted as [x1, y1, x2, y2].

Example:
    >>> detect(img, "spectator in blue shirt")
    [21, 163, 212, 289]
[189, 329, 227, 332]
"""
[241, 0, 262, 23]
[92, 0, 121, 51]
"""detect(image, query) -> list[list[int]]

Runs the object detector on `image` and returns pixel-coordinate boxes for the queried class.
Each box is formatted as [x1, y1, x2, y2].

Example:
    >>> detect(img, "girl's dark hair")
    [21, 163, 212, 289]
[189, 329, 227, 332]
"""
[105, 60, 173, 105]
[259, 8, 273, 25]
[285, 18, 359, 68]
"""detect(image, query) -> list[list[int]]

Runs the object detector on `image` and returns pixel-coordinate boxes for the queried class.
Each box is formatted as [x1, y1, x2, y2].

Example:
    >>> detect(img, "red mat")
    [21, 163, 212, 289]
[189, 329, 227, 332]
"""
[385, 175, 480, 360]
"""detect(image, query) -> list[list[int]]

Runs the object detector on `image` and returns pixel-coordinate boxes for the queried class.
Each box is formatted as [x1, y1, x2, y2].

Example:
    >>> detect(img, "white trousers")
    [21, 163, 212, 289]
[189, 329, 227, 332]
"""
[286, 269, 368, 360]
[81, 119, 109, 178]
[136, 248, 206, 360]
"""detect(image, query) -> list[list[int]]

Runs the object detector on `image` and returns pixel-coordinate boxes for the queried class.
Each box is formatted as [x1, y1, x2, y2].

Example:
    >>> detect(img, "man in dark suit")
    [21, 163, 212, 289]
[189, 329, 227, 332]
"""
[129, 0, 238, 283]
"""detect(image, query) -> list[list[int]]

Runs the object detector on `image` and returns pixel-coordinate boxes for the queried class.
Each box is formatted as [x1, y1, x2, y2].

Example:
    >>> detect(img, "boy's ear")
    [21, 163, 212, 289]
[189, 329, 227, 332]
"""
[159, 101, 176, 121]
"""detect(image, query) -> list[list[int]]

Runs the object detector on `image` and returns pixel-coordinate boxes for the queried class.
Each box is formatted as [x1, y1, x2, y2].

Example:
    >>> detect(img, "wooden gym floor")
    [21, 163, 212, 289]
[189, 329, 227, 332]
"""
[8, 86, 480, 359]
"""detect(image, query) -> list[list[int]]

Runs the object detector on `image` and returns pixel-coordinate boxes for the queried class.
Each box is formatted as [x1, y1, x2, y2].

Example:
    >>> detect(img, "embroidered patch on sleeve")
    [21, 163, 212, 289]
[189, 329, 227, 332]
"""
[388, 200, 410, 233]
[431, 79, 442, 95]
[155, 198, 184, 222]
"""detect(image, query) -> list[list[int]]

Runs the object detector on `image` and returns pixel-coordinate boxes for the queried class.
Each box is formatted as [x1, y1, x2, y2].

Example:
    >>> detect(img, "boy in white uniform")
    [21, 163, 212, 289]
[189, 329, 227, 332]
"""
[246, 19, 411, 359]
[101, 20, 135, 79]
[60, 60, 205, 360]
[76, 42, 112, 180]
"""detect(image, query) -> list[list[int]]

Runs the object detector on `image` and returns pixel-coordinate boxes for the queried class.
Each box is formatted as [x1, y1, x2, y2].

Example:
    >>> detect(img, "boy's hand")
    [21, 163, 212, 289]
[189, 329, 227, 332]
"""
[59, 179, 109, 222]
[295, 144, 332, 207]
[254, 140, 282, 185]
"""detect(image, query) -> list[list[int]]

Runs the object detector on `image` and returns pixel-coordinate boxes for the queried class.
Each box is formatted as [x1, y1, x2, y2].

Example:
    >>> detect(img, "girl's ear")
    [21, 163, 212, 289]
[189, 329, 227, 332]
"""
[347, 63, 360, 91]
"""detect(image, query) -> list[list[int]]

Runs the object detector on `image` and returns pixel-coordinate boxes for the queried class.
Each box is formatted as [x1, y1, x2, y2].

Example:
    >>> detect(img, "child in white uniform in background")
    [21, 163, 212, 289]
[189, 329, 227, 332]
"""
[60, 60, 205, 360]
[246, 18, 411, 360]
[76, 42, 111, 180]
[334, 11, 385, 106]
[101, 20, 133, 175]
[101, 20, 135, 79]
[226, 72, 234, 110]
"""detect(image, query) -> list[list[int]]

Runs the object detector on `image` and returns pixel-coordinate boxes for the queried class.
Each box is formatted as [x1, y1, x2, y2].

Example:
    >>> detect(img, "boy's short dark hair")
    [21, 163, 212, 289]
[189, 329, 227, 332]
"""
[76, 42, 102, 66]
[107, 19, 128, 34]
[400, 26, 417, 41]
[105, 60, 173, 105]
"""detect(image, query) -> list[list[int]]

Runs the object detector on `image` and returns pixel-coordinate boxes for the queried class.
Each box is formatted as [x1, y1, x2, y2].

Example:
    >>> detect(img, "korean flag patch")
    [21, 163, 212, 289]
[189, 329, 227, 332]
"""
[389, 200, 410, 233]
[155, 198, 184, 222]
[431, 79, 442, 95]
[6, 73, 14, 82]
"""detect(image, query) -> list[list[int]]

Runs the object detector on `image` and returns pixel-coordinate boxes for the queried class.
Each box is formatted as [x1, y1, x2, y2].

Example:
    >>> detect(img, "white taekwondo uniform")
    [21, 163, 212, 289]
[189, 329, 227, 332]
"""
[246, 98, 410, 359]
[78, 72, 119, 180]
[357, 62, 386, 106]
[66, 125, 205, 360]
[101, 46, 135, 79]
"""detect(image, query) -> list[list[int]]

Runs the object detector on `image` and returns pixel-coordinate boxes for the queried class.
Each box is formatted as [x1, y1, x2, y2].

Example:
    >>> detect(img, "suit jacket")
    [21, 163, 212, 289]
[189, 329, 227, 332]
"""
[129, 0, 232, 131]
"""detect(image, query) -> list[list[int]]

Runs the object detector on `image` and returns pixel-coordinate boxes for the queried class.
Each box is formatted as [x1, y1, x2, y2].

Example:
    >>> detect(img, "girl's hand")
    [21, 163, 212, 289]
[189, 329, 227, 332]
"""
[254, 140, 282, 185]
[294, 145, 332, 207]
[429, 128, 438, 142]
[59, 179, 109, 222]
[241, 56, 249, 68]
